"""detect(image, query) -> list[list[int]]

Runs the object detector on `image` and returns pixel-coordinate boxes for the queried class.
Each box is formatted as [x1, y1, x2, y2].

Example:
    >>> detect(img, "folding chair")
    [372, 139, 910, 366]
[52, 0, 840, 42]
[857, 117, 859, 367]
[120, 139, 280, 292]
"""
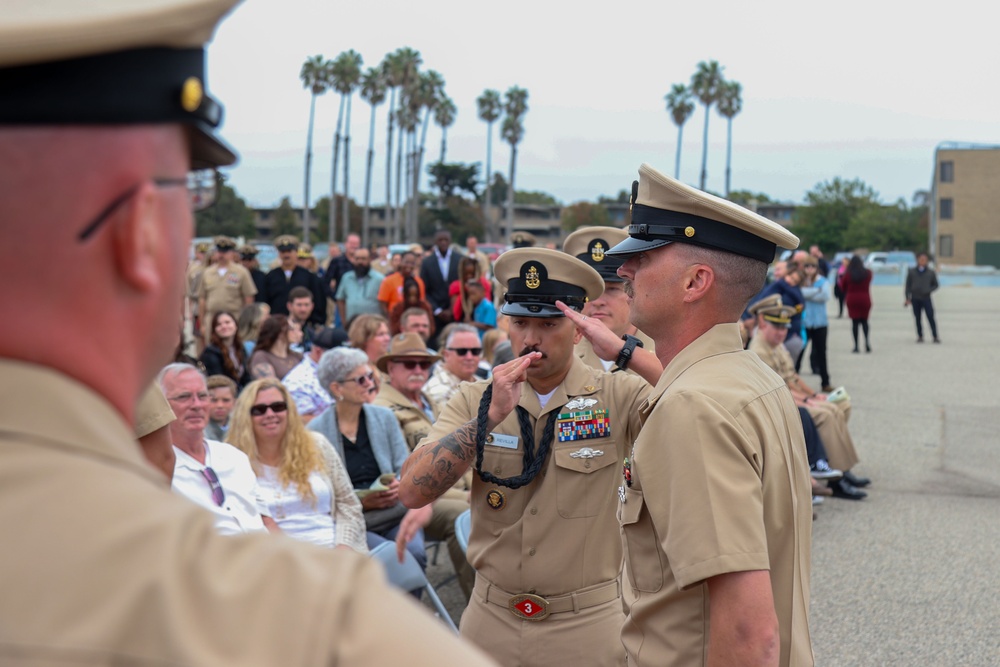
[368, 541, 458, 633]
[454, 509, 471, 554]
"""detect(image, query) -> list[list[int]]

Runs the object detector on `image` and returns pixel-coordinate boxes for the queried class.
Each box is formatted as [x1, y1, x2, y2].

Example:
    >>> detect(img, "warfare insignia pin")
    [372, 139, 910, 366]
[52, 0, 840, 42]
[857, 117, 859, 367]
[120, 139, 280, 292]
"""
[486, 489, 506, 510]
[565, 396, 597, 410]
[569, 447, 604, 459]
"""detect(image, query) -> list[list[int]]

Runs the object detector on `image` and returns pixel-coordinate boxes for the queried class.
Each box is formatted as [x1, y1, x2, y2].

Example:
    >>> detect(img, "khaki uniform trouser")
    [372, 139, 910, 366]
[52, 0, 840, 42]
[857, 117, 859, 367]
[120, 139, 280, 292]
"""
[807, 401, 859, 471]
[425, 496, 474, 599]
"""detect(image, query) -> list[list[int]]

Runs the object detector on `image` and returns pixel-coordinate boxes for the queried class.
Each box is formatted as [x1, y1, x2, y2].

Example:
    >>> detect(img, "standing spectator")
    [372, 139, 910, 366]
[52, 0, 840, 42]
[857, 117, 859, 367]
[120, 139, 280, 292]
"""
[336, 246, 384, 324]
[261, 234, 327, 327]
[450, 255, 492, 323]
[839, 255, 873, 353]
[372, 244, 393, 276]
[248, 315, 304, 381]
[389, 277, 435, 336]
[187, 241, 211, 351]
[283, 327, 349, 423]
[465, 235, 492, 278]
[798, 255, 833, 391]
[228, 378, 368, 552]
[199, 311, 251, 390]
[834, 256, 850, 318]
[198, 236, 257, 340]
[204, 375, 237, 442]
[810, 244, 830, 276]
[297, 243, 319, 274]
[466, 280, 497, 338]
[237, 302, 269, 356]
[420, 230, 464, 341]
[378, 251, 425, 316]
[905, 252, 940, 343]
[239, 244, 267, 300]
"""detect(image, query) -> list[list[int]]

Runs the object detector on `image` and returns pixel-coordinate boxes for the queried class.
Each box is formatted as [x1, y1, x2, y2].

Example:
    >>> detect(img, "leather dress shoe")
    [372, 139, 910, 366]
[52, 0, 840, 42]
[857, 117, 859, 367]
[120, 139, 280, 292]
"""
[829, 478, 867, 500]
[843, 470, 871, 488]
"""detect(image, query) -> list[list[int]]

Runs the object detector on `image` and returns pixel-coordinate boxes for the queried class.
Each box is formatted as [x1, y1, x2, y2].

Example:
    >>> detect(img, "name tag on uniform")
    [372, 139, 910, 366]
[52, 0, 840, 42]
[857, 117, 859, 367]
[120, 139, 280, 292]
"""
[485, 432, 518, 449]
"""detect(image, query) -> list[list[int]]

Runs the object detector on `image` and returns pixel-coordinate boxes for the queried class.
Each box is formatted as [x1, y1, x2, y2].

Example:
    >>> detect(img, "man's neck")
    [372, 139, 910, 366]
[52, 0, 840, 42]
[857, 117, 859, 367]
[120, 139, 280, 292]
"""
[528, 365, 572, 396]
[173, 432, 207, 464]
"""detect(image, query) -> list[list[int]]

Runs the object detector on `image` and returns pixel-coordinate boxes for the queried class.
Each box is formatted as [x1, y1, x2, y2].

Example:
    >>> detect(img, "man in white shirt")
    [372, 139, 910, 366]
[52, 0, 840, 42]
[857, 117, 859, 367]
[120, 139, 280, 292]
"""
[159, 363, 275, 535]
[284, 327, 348, 422]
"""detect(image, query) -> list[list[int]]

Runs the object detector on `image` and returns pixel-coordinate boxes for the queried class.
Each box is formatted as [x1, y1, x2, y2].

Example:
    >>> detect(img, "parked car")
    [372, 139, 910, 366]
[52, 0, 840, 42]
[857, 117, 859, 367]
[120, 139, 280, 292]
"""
[866, 251, 917, 270]
[477, 243, 508, 261]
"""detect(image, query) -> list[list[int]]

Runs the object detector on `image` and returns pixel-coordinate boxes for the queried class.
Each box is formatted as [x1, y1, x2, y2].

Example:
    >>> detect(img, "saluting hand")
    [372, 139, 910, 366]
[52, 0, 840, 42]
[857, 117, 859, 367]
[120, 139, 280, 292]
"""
[556, 300, 622, 362]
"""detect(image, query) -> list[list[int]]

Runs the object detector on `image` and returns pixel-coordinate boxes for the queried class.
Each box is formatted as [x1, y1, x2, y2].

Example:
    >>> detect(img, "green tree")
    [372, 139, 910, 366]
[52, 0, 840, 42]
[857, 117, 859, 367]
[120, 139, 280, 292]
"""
[434, 95, 457, 165]
[195, 176, 255, 239]
[299, 54, 331, 240]
[690, 60, 724, 190]
[502, 86, 529, 242]
[419, 196, 484, 242]
[561, 201, 611, 232]
[728, 189, 773, 208]
[598, 190, 631, 204]
[664, 83, 694, 179]
[329, 49, 363, 243]
[716, 80, 742, 197]
[477, 89, 503, 240]
[271, 196, 301, 239]
[791, 178, 882, 251]
[409, 69, 445, 236]
[514, 190, 559, 206]
[428, 162, 480, 200]
[359, 66, 387, 247]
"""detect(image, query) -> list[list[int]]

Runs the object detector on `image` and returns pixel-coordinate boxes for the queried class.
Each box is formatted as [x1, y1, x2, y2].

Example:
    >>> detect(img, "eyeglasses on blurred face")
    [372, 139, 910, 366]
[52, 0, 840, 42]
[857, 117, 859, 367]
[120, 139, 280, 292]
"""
[341, 371, 376, 386]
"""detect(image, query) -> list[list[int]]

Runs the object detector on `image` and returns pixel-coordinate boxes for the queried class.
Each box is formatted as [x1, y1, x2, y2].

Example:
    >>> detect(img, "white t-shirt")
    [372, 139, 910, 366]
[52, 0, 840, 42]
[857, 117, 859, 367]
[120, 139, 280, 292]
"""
[257, 464, 336, 549]
[171, 440, 269, 536]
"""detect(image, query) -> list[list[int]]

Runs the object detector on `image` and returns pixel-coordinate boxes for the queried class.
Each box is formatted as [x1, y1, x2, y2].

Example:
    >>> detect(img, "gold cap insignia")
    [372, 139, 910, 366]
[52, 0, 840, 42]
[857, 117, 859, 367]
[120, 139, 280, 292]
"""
[684, 226, 696, 238]
[525, 265, 541, 290]
[181, 77, 203, 112]
[591, 241, 605, 263]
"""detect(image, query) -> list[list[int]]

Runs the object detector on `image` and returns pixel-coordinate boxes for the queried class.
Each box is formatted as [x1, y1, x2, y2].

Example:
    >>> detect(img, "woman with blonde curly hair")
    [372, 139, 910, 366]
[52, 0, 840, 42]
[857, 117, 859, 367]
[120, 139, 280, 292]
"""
[227, 378, 367, 552]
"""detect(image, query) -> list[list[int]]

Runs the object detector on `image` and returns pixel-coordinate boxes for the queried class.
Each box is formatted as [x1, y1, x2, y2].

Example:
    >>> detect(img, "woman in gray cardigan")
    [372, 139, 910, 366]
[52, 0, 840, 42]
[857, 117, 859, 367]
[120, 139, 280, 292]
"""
[308, 348, 432, 569]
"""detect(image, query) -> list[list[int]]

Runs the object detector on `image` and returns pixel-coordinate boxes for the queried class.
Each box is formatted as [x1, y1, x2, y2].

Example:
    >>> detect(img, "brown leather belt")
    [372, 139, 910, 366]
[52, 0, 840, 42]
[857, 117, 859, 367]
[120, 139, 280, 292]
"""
[474, 575, 621, 621]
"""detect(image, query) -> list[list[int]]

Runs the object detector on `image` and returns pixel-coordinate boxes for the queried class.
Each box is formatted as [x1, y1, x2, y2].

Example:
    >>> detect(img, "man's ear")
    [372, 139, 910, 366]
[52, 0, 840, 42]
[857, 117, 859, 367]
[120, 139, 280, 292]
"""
[111, 182, 161, 293]
[572, 320, 584, 345]
[682, 264, 714, 304]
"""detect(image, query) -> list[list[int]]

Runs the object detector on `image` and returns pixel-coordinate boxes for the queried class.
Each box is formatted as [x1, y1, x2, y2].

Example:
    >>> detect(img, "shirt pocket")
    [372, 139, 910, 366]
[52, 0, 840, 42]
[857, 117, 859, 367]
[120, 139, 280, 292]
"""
[477, 447, 527, 527]
[618, 486, 664, 593]
[553, 441, 619, 519]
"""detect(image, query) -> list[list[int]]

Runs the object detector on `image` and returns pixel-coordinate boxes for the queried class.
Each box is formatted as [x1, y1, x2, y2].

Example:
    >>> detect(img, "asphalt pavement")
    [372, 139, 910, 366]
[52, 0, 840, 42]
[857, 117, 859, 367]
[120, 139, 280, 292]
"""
[422, 284, 1000, 665]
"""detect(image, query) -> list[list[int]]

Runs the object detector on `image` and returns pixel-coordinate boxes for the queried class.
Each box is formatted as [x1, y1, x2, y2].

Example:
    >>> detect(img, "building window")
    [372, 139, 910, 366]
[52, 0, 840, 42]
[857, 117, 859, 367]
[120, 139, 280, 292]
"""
[939, 235, 953, 258]
[940, 160, 954, 183]
[939, 198, 953, 219]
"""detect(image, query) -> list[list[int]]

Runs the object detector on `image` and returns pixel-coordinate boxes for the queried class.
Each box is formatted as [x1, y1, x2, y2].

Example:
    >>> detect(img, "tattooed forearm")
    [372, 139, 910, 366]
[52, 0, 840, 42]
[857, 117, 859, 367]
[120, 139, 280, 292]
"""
[402, 419, 479, 503]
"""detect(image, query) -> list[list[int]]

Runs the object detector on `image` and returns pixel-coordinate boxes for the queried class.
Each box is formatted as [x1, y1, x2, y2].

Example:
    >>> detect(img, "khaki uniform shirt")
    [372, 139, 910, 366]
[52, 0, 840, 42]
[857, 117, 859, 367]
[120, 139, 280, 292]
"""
[198, 262, 257, 322]
[373, 383, 438, 452]
[575, 329, 655, 377]
[619, 324, 814, 667]
[0, 360, 496, 666]
[423, 357, 649, 595]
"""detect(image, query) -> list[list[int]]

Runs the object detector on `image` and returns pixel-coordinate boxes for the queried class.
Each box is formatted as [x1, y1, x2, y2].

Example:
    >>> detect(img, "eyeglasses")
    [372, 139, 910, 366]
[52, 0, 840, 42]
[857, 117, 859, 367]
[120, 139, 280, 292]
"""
[249, 401, 289, 417]
[200, 467, 226, 506]
[341, 371, 376, 386]
[167, 391, 211, 404]
[394, 359, 434, 370]
[77, 169, 219, 242]
[447, 347, 482, 357]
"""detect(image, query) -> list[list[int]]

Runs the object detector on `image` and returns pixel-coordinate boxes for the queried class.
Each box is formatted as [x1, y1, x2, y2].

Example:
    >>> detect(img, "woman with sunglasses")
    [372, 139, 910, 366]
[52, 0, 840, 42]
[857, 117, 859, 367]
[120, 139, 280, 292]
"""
[228, 378, 367, 552]
[307, 347, 432, 570]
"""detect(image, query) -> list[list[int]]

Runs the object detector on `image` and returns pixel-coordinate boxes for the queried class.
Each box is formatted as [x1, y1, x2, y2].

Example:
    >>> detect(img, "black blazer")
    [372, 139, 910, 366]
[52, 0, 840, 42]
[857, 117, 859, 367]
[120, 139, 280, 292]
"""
[420, 250, 464, 311]
[199, 345, 251, 389]
[261, 266, 327, 327]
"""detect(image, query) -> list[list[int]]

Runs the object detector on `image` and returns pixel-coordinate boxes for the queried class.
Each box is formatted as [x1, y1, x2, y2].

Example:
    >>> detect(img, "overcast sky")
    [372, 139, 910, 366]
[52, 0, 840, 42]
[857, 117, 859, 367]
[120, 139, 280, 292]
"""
[205, 0, 998, 210]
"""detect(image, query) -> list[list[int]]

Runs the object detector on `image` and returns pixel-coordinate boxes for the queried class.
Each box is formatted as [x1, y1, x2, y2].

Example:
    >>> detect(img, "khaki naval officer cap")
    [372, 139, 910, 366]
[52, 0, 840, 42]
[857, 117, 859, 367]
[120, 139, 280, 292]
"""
[239, 243, 259, 259]
[274, 235, 300, 251]
[746, 293, 783, 317]
[562, 226, 630, 283]
[134, 382, 176, 438]
[607, 164, 799, 262]
[214, 235, 237, 251]
[754, 302, 796, 328]
[0, 0, 241, 169]
[510, 231, 537, 249]
[493, 248, 604, 318]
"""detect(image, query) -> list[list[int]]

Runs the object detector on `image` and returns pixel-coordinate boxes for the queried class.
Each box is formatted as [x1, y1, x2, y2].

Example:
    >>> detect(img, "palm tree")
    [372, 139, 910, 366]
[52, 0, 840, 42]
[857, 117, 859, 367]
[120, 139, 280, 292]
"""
[299, 54, 331, 241]
[477, 89, 502, 240]
[716, 80, 742, 198]
[359, 66, 387, 248]
[690, 60, 724, 191]
[664, 83, 694, 180]
[395, 97, 419, 241]
[328, 49, 363, 243]
[388, 48, 421, 242]
[381, 52, 404, 243]
[410, 70, 444, 233]
[433, 95, 456, 207]
[501, 86, 529, 242]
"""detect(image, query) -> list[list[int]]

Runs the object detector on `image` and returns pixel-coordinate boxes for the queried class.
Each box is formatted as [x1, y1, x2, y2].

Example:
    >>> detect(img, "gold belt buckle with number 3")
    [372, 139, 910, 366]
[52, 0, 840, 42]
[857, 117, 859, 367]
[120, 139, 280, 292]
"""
[508, 593, 550, 621]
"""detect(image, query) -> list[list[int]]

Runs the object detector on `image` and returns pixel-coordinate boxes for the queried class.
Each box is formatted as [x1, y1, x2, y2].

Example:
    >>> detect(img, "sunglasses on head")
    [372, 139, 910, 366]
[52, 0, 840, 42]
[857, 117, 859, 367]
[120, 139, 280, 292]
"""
[447, 347, 482, 357]
[395, 359, 434, 370]
[342, 371, 376, 386]
[200, 467, 226, 506]
[249, 401, 288, 417]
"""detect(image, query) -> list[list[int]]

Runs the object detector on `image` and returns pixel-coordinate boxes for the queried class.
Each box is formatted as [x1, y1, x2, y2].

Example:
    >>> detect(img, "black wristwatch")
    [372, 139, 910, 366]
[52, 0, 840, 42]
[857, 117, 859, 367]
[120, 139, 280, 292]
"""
[615, 334, 644, 371]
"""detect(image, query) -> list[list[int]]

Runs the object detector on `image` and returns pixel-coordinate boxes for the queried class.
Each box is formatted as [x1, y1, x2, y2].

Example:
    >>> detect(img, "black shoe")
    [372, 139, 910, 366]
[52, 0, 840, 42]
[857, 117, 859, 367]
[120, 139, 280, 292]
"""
[821, 385, 835, 393]
[829, 478, 867, 500]
[852, 347, 859, 353]
[917, 337, 924, 343]
[865, 344, 871, 353]
[933, 338, 941, 344]
[843, 470, 871, 488]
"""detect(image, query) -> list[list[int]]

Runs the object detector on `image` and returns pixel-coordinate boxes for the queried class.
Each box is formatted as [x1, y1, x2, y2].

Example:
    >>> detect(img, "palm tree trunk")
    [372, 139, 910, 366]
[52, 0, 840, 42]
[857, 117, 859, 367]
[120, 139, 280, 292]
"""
[724, 117, 733, 197]
[484, 123, 494, 242]
[699, 104, 710, 191]
[394, 124, 404, 242]
[385, 89, 396, 244]
[505, 144, 517, 241]
[413, 109, 431, 233]
[363, 104, 377, 248]
[330, 95, 346, 243]
[437, 129, 447, 209]
[674, 124, 683, 180]
[341, 94, 353, 242]
[303, 93, 316, 240]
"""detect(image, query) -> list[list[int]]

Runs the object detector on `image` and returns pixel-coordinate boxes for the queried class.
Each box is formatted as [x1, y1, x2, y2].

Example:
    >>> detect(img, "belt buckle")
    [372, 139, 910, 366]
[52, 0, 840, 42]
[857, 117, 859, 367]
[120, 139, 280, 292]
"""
[508, 593, 550, 621]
